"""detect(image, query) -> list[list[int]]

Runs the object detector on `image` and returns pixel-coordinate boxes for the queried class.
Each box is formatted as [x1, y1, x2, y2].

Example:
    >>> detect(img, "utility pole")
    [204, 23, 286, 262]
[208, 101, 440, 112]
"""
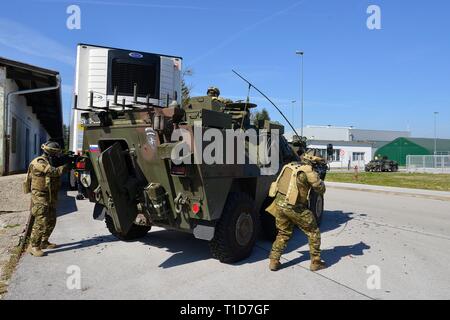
[291, 100, 296, 132]
[295, 51, 304, 137]
[434, 111, 439, 155]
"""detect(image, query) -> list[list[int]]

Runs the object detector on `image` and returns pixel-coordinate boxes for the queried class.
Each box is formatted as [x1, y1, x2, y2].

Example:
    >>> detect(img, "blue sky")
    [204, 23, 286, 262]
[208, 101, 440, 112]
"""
[0, 0, 449, 138]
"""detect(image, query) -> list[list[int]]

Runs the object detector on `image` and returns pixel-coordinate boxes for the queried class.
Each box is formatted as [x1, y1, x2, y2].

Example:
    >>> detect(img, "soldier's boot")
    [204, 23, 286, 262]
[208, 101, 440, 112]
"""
[29, 246, 45, 257]
[310, 257, 326, 271]
[41, 241, 58, 249]
[269, 259, 281, 271]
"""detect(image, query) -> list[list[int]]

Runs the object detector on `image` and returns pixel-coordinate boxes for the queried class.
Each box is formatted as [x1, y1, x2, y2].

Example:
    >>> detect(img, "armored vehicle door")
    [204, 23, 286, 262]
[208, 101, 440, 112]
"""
[99, 142, 138, 234]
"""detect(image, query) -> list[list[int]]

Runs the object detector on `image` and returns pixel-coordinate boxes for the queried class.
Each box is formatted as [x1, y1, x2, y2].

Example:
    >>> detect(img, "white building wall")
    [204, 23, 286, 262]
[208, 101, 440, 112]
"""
[4, 78, 49, 173]
[303, 126, 350, 141]
[308, 143, 373, 169]
[0, 67, 5, 174]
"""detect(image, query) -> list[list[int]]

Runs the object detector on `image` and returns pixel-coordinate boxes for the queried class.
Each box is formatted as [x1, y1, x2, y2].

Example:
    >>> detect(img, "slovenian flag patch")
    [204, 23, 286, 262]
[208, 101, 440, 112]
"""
[89, 145, 100, 153]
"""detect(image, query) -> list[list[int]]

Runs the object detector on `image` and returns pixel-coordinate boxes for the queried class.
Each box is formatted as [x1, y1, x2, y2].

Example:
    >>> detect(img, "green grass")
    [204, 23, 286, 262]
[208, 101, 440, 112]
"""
[326, 172, 450, 192]
[3, 224, 20, 229]
[0, 246, 23, 298]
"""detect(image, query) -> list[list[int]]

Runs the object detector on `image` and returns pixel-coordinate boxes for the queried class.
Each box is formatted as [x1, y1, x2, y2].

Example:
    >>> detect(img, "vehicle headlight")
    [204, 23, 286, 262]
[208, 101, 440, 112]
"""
[80, 172, 91, 188]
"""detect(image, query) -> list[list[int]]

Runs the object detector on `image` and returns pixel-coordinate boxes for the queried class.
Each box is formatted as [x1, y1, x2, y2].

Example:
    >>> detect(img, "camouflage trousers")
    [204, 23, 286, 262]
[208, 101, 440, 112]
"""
[269, 205, 321, 261]
[29, 202, 57, 248]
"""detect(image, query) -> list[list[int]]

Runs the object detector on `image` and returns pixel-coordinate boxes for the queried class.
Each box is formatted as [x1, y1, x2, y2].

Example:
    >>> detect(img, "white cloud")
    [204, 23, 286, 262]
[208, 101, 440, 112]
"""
[0, 18, 74, 66]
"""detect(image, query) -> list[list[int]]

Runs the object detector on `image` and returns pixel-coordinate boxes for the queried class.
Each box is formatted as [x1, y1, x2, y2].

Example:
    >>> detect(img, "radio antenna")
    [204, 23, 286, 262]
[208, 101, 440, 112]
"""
[232, 69, 300, 138]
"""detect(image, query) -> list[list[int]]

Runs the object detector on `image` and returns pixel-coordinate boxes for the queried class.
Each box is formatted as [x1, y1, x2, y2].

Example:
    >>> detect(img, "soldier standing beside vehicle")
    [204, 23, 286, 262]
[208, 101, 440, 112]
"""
[266, 150, 327, 272]
[23, 141, 69, 257]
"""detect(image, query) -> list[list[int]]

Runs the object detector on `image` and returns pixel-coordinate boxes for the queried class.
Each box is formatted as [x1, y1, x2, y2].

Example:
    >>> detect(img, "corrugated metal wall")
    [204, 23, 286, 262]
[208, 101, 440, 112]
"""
[375, 138, 430, 166]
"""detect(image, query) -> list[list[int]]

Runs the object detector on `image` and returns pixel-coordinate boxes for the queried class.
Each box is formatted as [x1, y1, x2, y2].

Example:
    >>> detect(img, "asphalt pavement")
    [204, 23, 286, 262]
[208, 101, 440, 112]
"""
[5, 184, 450, 300]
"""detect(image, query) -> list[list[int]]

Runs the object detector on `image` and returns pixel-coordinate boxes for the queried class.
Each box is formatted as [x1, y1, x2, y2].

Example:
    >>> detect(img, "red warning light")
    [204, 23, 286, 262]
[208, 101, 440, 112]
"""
[192, 203, 200, 214]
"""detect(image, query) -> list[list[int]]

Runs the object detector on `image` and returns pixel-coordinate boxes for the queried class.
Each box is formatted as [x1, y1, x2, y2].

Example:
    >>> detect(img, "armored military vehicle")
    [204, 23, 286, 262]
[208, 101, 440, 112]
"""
[365, 157, 399, 172]
[72, 45, 330, 263]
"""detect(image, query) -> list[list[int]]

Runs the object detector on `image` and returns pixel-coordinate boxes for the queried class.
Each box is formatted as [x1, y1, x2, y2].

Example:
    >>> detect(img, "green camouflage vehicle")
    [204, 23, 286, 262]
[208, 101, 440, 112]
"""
[72, 46, 331, 263]
[365, 157, 399, 172]
[77, 96, 320, 263]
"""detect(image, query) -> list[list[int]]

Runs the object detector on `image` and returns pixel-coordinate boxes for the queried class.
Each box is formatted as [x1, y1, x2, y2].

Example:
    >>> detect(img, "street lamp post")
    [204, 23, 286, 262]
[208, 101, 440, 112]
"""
[295, 51, 304, 137]
[291, 100, 296, 132]
[434, 112, 439, 155]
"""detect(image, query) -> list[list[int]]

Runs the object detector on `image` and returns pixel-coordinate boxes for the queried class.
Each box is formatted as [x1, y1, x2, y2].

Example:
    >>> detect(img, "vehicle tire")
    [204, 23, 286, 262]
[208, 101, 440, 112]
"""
[209, 192, 258, 263]
[260, 197, 277, 242]
[105, 215, 151, 241]
[309, 190, 324, 226]
[68, 170, 77, 190]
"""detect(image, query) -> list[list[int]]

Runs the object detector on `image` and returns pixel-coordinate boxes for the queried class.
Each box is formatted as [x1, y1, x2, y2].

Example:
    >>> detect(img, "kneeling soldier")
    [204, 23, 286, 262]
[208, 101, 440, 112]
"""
[266, 150, 327, 271]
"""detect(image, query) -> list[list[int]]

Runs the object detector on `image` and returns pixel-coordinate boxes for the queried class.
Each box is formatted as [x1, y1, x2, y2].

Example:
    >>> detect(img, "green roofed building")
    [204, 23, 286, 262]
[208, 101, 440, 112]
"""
[375, 137, 450, 166]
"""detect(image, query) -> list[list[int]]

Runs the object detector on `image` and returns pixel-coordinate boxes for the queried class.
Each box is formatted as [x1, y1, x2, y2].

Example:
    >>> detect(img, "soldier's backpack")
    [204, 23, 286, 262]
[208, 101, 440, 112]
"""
[23, 164, 32, 194]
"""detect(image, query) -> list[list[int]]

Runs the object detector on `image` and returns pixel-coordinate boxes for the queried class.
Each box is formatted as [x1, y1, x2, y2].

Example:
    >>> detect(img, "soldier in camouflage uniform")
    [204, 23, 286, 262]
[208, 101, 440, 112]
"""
[266, 150, 327, 271]
[24, 141, 68, 257]
[206, 87, 233, 104]
[206, 86, 221, 98]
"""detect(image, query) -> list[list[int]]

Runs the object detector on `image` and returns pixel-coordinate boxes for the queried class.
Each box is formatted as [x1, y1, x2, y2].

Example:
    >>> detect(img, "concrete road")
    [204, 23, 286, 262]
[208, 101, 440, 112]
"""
[5, 185, 450, 300]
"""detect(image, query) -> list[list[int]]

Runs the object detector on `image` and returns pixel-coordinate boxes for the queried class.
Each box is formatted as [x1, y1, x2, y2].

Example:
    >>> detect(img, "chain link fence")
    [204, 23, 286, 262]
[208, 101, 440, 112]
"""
[406, 155, 450, 173]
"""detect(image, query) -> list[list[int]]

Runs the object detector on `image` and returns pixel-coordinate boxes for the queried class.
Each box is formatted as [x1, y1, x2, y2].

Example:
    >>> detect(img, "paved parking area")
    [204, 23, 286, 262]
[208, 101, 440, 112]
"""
[5, 185, 450, 300]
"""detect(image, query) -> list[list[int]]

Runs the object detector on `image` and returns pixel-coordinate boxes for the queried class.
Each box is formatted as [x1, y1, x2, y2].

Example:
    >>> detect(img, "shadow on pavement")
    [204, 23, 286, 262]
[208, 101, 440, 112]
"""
[139, 230, 212, 268]
[47, 210, 362, 269]
[46, 234, 119, 255]
[56, 189, 78, 217]
[235, 210, 355, 266]
[280, 241, 371, 270]
[46, 229, 211, 269]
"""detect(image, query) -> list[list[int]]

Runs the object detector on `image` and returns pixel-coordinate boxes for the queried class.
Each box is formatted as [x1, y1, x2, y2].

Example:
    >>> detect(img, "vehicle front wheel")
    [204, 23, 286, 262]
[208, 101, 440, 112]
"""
[105, 215, 151, 241]
[260, 197, 277, 242]
[209, 192, 258, 263]
[309, 190, 324, 226]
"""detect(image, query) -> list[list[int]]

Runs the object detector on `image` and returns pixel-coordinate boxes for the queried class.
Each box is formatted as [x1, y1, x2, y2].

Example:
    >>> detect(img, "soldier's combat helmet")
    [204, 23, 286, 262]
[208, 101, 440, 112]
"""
[41, 141, 62, 156]
[206, 87, 220, 97]
[301, 149, 325, 165]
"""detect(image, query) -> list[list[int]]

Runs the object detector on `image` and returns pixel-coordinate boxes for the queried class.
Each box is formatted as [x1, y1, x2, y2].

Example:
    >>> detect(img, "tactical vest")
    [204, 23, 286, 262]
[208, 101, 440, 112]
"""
[269, 162, 310, 205]
[29, 156, 52, 192]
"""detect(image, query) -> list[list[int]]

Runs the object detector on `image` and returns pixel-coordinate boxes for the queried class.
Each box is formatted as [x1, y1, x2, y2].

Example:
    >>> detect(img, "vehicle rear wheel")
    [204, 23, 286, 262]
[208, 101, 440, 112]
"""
[105, 215, 151, 241]
[209, 192, 258, 263]
[309, 191, 324, 226]
[68, 170, 77, 190]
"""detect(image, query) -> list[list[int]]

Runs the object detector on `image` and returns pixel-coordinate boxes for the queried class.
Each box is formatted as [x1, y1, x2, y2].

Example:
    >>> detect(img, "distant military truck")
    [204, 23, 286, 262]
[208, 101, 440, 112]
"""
[71, 45, 331, 263]
[365, 157, 399, 172]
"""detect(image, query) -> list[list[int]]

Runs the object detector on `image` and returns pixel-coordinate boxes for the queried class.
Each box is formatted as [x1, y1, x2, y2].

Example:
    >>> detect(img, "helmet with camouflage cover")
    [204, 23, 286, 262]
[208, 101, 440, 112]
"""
[301, 149, 325, 165]
[41, 140, 62, 156]
[206, 87, 220, 97]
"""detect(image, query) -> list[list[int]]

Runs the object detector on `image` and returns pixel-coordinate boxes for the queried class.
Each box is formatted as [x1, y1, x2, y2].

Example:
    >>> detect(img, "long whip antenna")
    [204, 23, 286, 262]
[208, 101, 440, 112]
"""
[232, 69, 300, 138]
